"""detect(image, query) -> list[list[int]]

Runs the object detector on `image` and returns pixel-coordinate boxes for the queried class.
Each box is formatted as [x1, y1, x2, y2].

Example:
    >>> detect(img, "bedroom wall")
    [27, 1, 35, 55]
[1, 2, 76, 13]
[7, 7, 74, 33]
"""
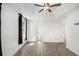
[1, 4, 19, 56]
[28, 20, 64, 42]
[65, 10, 79, 55]
[1, 4, 28, 56]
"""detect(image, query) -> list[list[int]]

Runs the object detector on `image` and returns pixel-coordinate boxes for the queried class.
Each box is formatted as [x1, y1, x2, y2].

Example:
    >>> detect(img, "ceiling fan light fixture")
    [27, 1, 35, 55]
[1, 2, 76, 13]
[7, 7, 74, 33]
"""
[34, 3, 61, 12]
[43, 6, 50, 11]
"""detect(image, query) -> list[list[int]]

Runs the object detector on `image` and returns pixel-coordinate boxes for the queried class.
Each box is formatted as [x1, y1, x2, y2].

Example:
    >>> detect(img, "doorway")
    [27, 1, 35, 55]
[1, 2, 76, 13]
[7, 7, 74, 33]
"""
[0, 3, 2, 56]
[18, 13, 27, 44]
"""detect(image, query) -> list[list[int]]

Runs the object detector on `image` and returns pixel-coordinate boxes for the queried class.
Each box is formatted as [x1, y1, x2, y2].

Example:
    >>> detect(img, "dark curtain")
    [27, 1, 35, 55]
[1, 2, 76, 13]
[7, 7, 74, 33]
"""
[18, 13, 22, 44]
[0, 3, 2, 56]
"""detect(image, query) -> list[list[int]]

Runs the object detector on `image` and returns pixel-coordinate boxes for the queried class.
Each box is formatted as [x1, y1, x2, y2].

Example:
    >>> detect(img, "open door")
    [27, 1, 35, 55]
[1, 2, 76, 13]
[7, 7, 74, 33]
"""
[0, 3, 2, 56]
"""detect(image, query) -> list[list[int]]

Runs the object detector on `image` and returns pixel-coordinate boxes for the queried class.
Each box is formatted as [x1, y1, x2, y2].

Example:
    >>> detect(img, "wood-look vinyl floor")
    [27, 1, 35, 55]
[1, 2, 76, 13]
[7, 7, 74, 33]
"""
[14, 42, 77, 56]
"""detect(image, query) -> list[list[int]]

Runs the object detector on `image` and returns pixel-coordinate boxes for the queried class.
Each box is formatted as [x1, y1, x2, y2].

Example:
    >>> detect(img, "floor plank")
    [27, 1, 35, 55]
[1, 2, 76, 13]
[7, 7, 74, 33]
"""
[14, 42, 77, 56]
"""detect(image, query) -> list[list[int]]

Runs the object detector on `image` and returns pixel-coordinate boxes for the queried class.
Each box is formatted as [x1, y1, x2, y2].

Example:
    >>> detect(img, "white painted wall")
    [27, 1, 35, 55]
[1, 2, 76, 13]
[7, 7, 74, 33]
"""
[28, 20, 64, 42]
[28, 20, 37, 41]
[39, 20, 64, 42]
[65, 10, 79, 55]
[1, 4, 27, 56]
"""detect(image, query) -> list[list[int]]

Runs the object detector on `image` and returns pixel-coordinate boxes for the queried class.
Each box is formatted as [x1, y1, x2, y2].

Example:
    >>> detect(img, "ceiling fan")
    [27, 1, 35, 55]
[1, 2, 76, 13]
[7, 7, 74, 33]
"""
[34, 3, 61, 12]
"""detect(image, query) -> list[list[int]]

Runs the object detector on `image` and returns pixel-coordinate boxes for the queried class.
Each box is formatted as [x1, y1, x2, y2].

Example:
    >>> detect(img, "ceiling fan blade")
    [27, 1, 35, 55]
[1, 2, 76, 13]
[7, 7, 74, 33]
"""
[50, 3, 61, 7]
[39, 9, 44, 12]
[44, 3, 49, 7]
[48, 9, 52, 12]
[34, 4, 44, 7]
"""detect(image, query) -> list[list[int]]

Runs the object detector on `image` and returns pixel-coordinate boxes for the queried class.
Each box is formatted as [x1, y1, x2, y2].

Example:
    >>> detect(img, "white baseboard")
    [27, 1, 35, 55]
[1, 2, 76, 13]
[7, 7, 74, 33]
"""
[11, 41, 27, 56]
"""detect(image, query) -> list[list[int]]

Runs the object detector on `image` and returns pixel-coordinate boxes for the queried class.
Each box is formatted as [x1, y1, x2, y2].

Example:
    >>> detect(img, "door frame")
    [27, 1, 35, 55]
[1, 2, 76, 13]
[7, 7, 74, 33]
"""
[18, 13, 23, 44]
[25, 18, 27, 40]
[0, 3, 2, 56]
